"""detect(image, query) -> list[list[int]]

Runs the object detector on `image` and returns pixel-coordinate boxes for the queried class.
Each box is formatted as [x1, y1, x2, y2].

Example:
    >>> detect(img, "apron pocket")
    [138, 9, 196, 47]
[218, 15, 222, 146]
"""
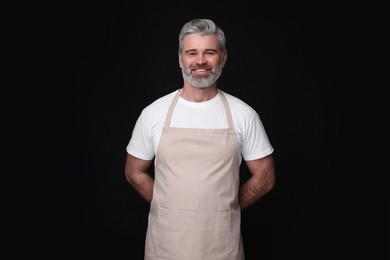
[155, 206, 231, 260]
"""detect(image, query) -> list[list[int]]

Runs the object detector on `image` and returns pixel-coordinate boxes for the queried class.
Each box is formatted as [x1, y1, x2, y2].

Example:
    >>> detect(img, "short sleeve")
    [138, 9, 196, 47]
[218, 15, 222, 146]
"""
[126, 111, 155, 161]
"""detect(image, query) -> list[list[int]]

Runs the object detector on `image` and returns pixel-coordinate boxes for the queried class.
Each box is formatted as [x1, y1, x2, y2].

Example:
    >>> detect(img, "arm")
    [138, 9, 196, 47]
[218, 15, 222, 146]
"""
[125, 153, 154, 203]
[239, 154, 275, 210]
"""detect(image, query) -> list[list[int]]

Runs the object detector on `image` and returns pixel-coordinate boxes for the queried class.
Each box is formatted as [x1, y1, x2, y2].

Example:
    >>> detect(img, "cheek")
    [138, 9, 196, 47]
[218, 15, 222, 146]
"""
[211, 59, 222, 67]
[180, 59, 192, 69]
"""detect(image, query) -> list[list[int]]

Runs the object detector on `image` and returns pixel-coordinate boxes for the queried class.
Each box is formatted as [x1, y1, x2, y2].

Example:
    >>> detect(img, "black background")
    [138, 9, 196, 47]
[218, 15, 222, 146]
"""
[72, 1, 388, 259]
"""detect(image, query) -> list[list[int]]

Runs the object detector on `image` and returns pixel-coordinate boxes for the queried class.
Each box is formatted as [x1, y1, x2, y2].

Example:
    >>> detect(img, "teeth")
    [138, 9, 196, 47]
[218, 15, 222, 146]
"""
[195, 69, 206, 72]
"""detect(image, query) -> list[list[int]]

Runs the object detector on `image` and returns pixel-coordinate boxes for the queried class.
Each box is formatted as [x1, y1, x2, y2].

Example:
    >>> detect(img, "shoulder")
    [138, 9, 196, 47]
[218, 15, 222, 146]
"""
[220, 90, 257, 118]
[141, 90, 178, 117]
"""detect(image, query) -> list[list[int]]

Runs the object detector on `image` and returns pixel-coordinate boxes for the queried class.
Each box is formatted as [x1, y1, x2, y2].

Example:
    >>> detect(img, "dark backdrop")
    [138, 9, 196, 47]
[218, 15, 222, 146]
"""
[75, 2, 388, 259]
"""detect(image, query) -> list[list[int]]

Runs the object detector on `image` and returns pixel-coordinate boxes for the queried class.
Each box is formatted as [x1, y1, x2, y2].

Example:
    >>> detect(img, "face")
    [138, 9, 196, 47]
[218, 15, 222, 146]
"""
[179, 34, 227, 89]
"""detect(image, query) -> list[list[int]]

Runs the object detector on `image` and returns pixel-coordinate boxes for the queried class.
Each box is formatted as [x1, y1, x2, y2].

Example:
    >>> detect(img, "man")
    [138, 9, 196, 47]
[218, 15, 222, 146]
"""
[125, 18, 275, 260]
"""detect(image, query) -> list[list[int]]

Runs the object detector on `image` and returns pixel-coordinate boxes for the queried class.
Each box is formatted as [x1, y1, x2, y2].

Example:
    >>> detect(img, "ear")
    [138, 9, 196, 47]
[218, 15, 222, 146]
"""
[179, 54, 183, 68]
[222, 51, 227, 67]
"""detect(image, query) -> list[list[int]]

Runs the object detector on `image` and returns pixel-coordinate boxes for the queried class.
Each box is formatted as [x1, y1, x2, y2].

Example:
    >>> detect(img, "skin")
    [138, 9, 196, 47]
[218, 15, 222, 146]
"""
[179, 33, 226, 101]
[125, 33, 275, 209]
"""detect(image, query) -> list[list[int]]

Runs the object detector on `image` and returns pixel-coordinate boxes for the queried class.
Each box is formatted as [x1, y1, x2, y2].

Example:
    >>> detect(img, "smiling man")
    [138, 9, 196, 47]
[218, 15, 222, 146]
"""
[125, 18, 275, 260]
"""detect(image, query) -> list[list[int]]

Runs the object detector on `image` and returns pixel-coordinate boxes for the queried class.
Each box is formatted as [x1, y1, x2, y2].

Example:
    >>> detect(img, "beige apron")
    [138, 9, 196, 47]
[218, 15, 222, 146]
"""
[145, 89, 244, 260]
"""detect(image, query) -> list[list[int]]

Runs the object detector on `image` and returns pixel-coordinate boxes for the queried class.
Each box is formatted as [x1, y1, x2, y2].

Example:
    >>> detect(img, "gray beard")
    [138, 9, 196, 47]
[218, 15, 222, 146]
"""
[181, 66, 223, 89]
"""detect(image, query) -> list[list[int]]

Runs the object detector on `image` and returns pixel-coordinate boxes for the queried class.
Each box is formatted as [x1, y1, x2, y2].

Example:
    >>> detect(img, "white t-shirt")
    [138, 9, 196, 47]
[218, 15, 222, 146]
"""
[126, 89, 274, 165]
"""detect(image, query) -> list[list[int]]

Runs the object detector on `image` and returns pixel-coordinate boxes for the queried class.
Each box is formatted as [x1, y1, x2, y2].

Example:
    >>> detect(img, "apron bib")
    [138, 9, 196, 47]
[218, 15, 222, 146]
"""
[145, 89, 244, 260]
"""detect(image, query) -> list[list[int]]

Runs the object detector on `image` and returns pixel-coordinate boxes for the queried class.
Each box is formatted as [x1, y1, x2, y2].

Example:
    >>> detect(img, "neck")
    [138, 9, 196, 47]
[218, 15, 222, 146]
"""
[180, 84, 219, 102]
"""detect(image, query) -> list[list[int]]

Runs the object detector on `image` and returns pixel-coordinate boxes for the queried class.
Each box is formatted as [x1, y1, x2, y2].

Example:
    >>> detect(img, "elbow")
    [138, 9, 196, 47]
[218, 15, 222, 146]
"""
[125, 172, 136, 187]
[125, 167, 136, 186]
[265, 171, 276, 193]
[249, 174, 275, 196]
[255, 172, 275, 194]
[267, 176, 276, 193]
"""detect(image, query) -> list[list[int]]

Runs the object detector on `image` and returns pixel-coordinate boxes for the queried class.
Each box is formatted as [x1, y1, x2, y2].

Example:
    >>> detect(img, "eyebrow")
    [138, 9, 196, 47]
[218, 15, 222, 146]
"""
[184, 48, 218, 53]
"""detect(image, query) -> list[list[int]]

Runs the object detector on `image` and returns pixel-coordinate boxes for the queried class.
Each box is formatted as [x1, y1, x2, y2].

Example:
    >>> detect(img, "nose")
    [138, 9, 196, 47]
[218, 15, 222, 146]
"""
[196, 54, 206, 65]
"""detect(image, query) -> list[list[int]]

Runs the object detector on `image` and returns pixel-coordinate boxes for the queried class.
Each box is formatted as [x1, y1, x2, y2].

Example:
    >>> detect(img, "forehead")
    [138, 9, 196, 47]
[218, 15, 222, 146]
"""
[182, 33, 220, 51]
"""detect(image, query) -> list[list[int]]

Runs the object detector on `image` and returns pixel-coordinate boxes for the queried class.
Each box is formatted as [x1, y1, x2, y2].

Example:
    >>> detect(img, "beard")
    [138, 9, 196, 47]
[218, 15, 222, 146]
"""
[181, 63, 223, 89]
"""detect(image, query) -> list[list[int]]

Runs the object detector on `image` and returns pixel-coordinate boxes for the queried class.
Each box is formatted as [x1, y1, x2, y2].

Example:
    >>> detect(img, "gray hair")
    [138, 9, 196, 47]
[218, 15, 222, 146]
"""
[178, 19, 226, 54]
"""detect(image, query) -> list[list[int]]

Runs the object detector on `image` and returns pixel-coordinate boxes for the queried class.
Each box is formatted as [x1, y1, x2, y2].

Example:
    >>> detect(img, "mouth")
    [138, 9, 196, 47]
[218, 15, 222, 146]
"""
[192, 69, 210, 77]
[193, 69, 208, 72]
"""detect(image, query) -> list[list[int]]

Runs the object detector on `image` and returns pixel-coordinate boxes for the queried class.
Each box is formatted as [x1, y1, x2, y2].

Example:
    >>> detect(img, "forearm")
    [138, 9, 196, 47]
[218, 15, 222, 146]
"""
[239, 174, 274, 210]
[126, 170, 154, 203]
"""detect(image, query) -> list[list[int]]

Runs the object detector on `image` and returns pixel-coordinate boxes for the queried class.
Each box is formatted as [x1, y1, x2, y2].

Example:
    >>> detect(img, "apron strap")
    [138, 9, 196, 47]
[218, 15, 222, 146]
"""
[163, 89, 182, 128]
[218, 90, 235, 130]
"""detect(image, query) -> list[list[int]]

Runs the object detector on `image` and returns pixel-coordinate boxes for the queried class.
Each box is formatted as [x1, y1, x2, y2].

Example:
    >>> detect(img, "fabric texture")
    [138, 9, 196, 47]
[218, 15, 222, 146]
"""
[144, 89, 244, 260]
